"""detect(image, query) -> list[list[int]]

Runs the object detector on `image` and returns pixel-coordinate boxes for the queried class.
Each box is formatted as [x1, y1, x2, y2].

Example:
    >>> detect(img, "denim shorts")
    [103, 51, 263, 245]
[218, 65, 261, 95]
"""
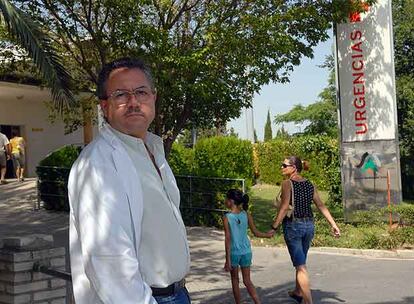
[231, 252, 252, 268]
[283, 218, 315, 267]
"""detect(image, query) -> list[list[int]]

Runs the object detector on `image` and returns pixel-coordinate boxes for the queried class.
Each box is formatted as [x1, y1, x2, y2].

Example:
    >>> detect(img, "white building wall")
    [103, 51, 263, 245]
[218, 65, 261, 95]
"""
[0, 81, 96, 177]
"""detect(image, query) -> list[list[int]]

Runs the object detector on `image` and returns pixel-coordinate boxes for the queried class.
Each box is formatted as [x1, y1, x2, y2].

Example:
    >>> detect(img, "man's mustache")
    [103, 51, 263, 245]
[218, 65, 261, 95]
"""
[124, 106, 143, 116]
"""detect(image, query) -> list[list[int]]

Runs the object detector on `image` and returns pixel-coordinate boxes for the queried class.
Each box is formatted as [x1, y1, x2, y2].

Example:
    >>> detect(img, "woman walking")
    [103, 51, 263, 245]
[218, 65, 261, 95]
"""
[269, 156, 340, 304]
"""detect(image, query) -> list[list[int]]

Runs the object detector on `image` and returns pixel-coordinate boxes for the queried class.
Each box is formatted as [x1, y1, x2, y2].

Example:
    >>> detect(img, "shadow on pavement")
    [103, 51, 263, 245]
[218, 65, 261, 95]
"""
[367, 297, 414, 304]
[190, 283, 347, 304]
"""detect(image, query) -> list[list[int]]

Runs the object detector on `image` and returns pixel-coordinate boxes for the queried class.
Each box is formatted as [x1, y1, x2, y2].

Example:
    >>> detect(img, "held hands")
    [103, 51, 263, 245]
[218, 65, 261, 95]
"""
[265, 230, 276, 238]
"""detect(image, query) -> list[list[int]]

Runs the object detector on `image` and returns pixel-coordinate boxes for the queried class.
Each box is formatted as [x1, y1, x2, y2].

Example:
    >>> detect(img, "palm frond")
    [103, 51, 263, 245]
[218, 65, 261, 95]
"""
[0, 0, 75, 111]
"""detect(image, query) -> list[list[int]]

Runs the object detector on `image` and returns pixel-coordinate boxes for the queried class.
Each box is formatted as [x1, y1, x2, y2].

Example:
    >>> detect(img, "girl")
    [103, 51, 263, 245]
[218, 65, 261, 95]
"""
[223, 189, 273, 304]
[269, 156, 340, 304]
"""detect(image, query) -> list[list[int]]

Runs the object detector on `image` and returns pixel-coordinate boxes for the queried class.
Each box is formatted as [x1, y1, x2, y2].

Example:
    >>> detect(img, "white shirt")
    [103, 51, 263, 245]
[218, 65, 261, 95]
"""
[68, 125, 189, 304]
[110, 126, 190, 287]
[0, 132, 9, 153]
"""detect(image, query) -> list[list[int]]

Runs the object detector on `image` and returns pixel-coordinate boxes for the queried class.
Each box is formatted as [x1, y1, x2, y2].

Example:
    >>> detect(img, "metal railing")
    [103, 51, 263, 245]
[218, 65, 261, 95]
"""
[33, 262, 72, 281]
[36, 168, 246, 227]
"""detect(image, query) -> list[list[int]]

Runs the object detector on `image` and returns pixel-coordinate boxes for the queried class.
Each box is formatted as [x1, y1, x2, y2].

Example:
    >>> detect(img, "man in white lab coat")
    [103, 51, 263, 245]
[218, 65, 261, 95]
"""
[68, 58, 191, 304]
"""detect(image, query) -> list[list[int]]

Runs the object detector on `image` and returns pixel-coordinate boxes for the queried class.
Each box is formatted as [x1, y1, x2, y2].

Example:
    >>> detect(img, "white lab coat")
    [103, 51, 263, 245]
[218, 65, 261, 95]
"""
[68, 126, 157, 304]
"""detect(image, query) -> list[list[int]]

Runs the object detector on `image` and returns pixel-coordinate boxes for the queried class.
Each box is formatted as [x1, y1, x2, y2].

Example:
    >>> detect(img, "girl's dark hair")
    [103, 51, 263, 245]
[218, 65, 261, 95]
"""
[287, 156, 310, 172]
[226, 189, 249, 211]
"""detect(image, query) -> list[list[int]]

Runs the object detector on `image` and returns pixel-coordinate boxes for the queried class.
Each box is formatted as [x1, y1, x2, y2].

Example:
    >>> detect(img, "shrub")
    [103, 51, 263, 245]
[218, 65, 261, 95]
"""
[37, 145, 81, 211]
[193, 136, 254, 186]
[39, 145, 82, 168]
[169, 143, 194, 175]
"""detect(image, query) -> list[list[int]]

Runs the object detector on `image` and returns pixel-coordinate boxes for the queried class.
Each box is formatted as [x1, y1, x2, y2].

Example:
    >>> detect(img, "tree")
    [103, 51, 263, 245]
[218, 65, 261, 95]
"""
[253, 129, 258, 143]
[275, 124, 290, 139]
[274, 54, 338, 137]
[0, 0, 75, 109]
[393, 0, 414, 197]
[14, 0, 376, 155]
[264, 110, 273, 142]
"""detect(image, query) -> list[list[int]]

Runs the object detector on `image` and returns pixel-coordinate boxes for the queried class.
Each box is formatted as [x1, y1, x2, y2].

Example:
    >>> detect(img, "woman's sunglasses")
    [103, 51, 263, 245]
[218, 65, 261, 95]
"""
[281, 163, 293, 168]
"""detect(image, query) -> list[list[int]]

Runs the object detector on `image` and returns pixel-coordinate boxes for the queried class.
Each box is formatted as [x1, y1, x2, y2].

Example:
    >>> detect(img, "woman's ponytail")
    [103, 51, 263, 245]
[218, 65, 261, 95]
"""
[302, 160, 310, 171]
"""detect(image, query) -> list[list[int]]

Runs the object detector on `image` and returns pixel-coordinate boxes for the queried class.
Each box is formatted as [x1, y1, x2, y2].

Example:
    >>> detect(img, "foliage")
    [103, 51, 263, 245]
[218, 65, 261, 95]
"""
[0, 0, 75, 109]
[13, 0, 373, 154]
[264, 110, 273, 142]
[38, 145, 81, 168]
[192, 136, 254, 187]
[44, 95, 98, 135]
[393, 0, 414, 199]
[274, 54, 338, 137]
[36, 145, 81, 211]
[169, 143, 195, 175]
[275, 124, 290, 139]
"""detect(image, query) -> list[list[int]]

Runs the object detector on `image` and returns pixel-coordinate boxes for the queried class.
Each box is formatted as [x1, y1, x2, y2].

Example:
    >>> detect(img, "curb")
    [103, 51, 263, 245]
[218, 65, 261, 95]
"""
[309, 247, 414, 259]
[186, 227, 414, 260]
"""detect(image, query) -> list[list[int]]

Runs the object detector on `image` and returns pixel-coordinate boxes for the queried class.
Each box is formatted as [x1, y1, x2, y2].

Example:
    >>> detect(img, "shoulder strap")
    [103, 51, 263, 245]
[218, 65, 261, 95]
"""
[289, 179, 295, 219]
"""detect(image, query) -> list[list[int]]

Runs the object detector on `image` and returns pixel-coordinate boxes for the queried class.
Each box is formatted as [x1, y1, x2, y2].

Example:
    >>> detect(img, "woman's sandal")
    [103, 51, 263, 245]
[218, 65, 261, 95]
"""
[288, 290, 303, 303]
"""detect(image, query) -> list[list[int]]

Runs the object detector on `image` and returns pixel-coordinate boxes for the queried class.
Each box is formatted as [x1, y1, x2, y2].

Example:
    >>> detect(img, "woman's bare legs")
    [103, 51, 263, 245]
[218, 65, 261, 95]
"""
[296, 265, 312, 304]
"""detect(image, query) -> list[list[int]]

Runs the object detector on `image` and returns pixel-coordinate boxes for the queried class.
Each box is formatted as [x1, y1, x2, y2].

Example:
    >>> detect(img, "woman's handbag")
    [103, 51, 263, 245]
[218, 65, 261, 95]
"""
[272, 180, 295, 218]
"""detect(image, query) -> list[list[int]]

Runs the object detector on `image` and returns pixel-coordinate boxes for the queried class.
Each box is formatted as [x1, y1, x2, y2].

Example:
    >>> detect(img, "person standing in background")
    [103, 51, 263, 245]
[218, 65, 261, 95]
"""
[0, 131, 10, 184]
[10, 129, 26, 182]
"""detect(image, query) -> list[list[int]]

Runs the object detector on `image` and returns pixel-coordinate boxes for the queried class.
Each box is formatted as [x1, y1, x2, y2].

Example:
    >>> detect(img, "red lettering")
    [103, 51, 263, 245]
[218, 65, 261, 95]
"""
[353, 72, 364, 84]
[352, 60, 364, 71]
[355, 111, 366, 121]
[354, 85, 365, 95]
[353, 97, 366, 109]
[350, 30, 362, 40]
[351, 41, 363, 52]
[356, 123, 368, 134]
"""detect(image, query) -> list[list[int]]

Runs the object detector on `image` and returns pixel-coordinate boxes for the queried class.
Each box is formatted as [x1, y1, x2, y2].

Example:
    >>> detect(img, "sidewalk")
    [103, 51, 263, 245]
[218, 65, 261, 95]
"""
[1, 180, 414, 303]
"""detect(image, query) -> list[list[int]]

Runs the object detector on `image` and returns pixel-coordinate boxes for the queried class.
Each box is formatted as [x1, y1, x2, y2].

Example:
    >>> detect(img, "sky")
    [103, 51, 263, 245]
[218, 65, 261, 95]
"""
[228, 32, 334, 141]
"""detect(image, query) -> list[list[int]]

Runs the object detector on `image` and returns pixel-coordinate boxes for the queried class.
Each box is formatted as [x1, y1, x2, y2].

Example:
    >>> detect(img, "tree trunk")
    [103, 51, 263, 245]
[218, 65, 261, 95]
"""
[83, 111, 93, 144]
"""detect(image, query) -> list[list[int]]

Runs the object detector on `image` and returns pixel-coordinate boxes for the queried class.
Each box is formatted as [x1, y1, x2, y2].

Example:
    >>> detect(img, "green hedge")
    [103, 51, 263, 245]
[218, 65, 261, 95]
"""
[170, 136, 254, 186]
[193, 137, 254, 186]
[39, 145, 82, 167]
[169, 143, 195, 175]
[36, 145, 82, 211]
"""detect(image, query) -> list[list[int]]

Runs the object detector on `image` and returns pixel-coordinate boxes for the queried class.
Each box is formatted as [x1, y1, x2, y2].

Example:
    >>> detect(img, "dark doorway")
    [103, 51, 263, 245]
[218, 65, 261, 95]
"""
[0, 125, 22, 179]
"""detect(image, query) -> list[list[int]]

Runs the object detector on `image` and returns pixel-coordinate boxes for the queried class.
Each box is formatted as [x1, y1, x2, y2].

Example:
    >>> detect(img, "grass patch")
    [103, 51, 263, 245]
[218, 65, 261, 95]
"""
[248, 184, 414, 250]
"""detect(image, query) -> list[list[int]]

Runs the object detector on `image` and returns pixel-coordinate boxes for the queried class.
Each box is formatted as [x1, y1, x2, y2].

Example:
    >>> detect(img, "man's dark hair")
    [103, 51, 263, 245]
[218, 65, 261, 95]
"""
[96, 57, 155, 100]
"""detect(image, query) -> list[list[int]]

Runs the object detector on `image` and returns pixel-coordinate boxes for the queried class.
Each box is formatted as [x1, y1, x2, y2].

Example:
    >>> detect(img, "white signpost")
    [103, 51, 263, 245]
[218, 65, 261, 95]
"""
[335, 0, 402, 220]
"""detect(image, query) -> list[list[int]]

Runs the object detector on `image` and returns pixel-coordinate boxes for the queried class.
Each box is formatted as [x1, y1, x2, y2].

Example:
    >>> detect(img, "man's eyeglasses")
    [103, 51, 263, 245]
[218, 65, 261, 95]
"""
[106, 87, 154, 106]
[281, 163, 293, 168]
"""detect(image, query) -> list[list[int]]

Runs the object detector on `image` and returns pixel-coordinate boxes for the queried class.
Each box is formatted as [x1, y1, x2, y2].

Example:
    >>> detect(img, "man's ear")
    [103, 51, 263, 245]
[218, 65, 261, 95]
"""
[100, 100, 108, 118]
